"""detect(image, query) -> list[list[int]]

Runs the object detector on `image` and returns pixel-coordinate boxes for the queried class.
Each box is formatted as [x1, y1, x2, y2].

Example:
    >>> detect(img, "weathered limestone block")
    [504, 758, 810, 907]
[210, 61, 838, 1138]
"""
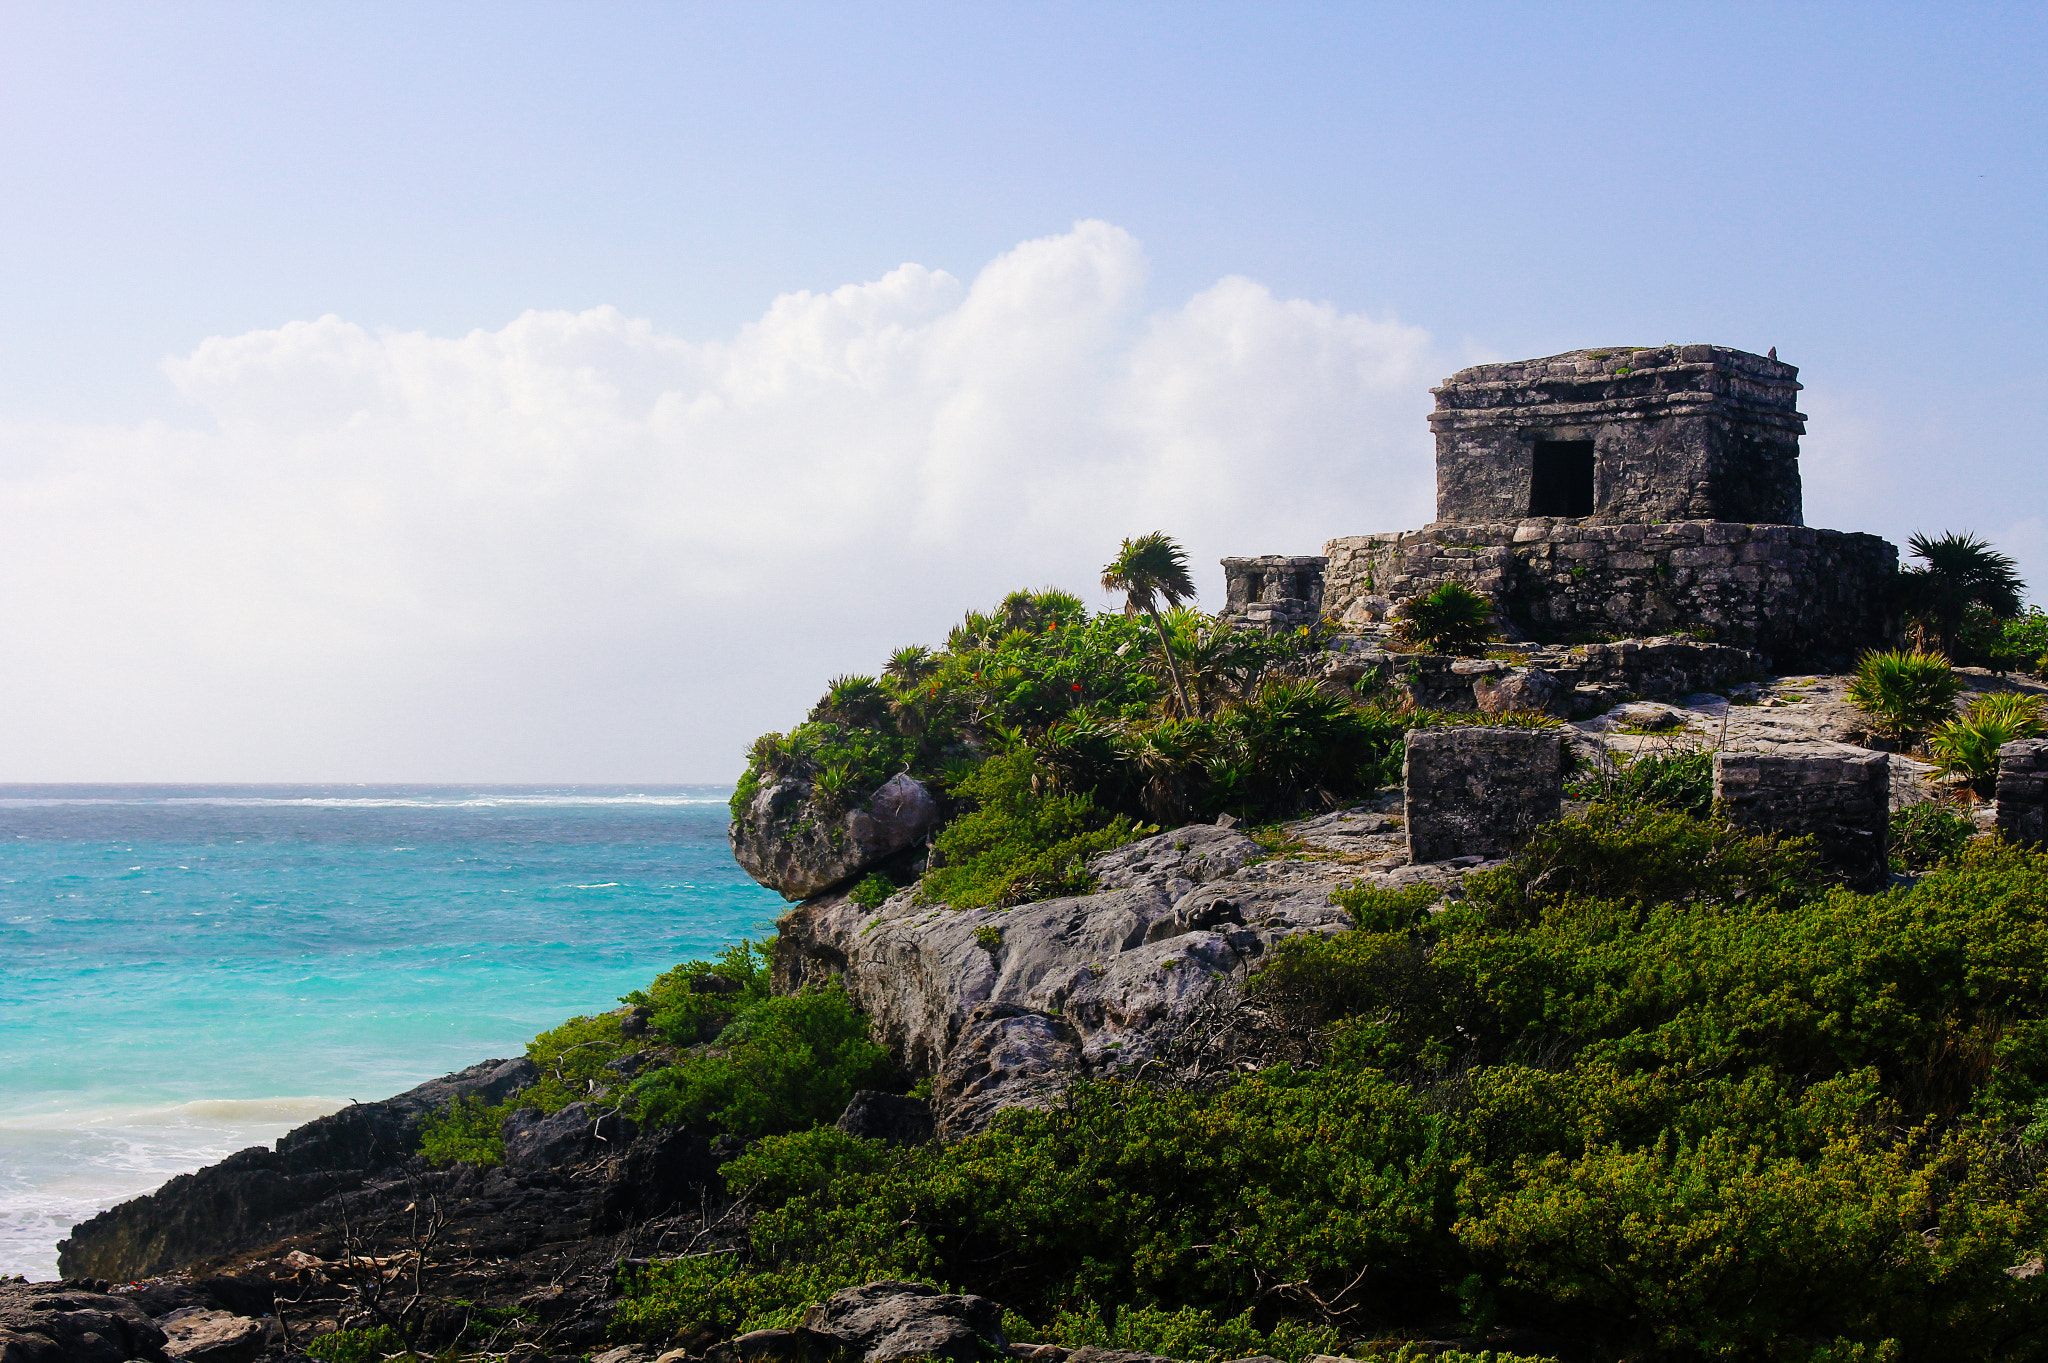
[1405, 727, 1568, 864]
[1429, 346, 1806, 526]
[1713, 748, 1890, 889]
[1473, 667, 1568, 717]
[1995, 739, 2048, 848]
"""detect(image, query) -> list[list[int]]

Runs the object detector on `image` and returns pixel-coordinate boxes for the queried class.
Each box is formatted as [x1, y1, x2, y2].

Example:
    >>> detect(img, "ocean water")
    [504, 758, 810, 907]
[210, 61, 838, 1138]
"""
[0, 785, 782, 1280]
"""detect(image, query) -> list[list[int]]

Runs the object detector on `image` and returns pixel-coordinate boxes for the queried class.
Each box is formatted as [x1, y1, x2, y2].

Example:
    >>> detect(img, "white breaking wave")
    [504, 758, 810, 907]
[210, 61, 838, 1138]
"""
[0, 1095, 347, 1281]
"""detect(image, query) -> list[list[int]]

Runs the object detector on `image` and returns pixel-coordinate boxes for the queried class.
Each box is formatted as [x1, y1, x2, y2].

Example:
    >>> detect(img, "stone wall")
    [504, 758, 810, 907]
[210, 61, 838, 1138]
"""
[1218, 555, 1326, 632]
[1404, 726, 1567, 863]
[1325, 635, 1761, 717]
[1996, 739, 2048, 848]
[1430, 345, 1805, 525]
[1713, 747, 1891, 889]
[1323, 521, 1895, 671]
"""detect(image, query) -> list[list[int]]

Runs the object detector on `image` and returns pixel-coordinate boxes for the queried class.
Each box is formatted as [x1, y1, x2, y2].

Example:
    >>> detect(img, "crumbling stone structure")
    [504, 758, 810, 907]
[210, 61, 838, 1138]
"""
[1713, 747, 1890, 889]
[1285, 344, 1899, 669]
[1404, 726, 1567, 863]
[1430, 346, 1806, 525]
[1995, 739, 2048, 848]
[1219, 555, 1326, 632]
[1323, 521, 1894, 669]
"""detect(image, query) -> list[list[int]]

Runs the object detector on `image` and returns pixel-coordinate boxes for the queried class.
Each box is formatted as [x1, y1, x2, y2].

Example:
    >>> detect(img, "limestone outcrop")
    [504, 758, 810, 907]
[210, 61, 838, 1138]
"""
[775, 815, 1482, 1137]
[732, 772, 940, 901]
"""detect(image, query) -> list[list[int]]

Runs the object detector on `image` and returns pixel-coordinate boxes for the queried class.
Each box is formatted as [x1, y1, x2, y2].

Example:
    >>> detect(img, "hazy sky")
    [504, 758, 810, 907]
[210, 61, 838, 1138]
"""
[2, 4, 2042, 781]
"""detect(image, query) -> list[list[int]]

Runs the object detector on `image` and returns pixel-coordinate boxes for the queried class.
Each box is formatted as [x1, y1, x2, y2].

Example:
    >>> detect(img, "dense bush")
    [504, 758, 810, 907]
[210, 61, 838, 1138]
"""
[731, 557, 1451, 909]
[1846, 648, 1965, 739]
[618, 811, 2048, 1361]
[921, 749, 1148, 909]
[631, 986, 894, 1138]
[418, 939, 812, 1167]
[416, 1094, 507, 1168]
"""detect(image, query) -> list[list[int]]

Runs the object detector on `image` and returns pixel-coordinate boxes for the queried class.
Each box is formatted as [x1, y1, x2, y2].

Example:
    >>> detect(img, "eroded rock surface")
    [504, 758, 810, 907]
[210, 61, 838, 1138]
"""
[0, 1281, 168, 1363]
[777, 816, 1483, 1136]
[732, 773, 940, 901]
[59, 1057, 537, 1281]
[802, 1280, 1005, 1363]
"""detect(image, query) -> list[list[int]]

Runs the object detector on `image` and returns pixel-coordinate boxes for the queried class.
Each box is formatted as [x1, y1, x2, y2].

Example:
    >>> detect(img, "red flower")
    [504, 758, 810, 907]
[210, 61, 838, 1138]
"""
[1071, 683, 1082, 691]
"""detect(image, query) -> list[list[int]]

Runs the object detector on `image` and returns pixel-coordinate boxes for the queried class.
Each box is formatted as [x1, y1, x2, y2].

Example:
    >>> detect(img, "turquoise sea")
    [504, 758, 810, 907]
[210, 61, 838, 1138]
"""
[0, 785, 782, 1280]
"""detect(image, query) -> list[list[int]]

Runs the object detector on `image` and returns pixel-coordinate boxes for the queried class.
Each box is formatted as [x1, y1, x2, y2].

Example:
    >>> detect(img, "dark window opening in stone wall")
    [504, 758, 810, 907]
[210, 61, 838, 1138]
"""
[1529, 440, 1595, 516]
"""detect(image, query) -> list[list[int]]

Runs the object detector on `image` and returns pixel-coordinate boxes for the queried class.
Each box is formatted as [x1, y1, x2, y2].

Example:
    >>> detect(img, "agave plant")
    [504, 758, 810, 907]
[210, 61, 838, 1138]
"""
[808, 674, 890, 727]
[996, 587, 1088, 634]
[946, 609, 1003, 654]
[1927, 690, 2047, 792]
[1844, 649, 1964, 740]
[1392, 582, 1494, 656]
[883, 645, 938, 688]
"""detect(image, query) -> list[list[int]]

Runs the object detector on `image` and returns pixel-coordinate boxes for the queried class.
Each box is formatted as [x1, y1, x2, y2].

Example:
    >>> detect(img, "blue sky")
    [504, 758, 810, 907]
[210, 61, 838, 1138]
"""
[1, 4, 2042, 779]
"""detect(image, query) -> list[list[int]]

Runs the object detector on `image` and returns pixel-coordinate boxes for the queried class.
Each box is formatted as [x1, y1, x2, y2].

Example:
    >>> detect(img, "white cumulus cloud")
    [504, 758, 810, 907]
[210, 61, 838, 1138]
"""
[0, 221, 1439, 780]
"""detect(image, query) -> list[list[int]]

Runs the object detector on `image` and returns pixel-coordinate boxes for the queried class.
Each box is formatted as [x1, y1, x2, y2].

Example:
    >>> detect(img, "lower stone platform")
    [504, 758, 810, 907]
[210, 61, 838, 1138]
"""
[1322, 520, 1896, 671]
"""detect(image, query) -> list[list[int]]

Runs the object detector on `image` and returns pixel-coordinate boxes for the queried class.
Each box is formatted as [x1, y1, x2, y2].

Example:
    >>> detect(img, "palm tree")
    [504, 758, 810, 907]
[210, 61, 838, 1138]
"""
[1900, 531, 2025, 658]
[1102, 532, 1198, 716]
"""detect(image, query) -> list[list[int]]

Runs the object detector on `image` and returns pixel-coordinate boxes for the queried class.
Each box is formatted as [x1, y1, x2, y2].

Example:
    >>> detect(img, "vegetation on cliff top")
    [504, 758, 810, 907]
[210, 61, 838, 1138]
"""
[734, 536, 1560, 910]
[613, 808, 2048, 1363]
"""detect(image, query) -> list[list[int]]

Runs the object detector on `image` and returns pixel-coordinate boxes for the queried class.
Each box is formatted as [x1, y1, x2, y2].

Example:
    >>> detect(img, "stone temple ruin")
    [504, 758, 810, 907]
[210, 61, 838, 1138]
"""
[1218, 344, 1914, 879]
[1224, 344, 1898, 670]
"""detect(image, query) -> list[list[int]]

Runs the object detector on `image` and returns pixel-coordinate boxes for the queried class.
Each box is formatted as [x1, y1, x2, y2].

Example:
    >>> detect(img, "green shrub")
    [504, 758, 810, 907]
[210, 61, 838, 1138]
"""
[1888, 799, 1976, 873]
[1393, 582, 1494, 655]
[1025, 1301, 1339, 1362]
[921, 750, 1146, 909]
[612, 1254, 874, 1341]
[517, 1010, 633, 1114]
[629, 987, 894, 1139]
[304, 1327, 407, 1363]
[1563, 742, 1715, 819]
[628, 940, 775, 1048]
[1928, 690, 2046, 790]
[1845, 648, 1964, 739]
[417, 1093, 505, 1168]
[848, 872, 897, 910]
[1328, 880, 1442, 932]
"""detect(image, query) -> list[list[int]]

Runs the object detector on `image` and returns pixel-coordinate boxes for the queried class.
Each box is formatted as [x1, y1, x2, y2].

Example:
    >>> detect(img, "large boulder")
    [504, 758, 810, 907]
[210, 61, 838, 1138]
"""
[732, 773, 939, 901]
[0, 1282, 169, 1363]
[835, 1090, 936, 1145]
[802, 1280, 1005, 1363]
[501, 1101, 635, 1170]
[157, 1307, 266, 1363]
